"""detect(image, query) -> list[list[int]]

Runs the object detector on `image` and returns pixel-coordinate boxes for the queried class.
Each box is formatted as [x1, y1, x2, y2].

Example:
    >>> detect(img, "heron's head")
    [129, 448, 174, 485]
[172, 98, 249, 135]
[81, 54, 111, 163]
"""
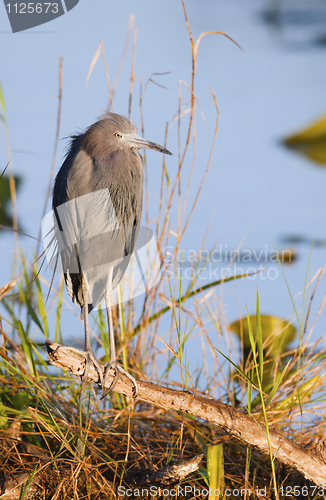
[81, 112, 172, 160]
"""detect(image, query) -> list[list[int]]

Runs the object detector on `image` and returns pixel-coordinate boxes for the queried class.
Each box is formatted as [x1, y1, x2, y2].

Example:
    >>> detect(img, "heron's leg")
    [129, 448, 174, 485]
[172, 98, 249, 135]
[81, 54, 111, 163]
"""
[70, 243, 103, 395]
[102, 293, 120, 392]
[78, 274, 104, 396]
[82, 275, 91, 353]
[101, 281, 138, 399]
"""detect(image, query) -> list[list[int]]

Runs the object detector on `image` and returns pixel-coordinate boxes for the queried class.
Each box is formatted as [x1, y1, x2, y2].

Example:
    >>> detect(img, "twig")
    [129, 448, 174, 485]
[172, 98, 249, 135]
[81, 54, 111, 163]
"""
[125, 454, 203, 486]
[38, 55, 63, 252]
[128, 25, 137, 119]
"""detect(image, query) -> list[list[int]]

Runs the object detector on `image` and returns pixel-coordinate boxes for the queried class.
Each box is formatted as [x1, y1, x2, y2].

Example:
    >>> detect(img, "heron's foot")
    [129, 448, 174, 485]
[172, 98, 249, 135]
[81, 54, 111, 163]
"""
[66, 347, 104, 396]
[100, 361, 138, 399]
[80, 350, 104, 396]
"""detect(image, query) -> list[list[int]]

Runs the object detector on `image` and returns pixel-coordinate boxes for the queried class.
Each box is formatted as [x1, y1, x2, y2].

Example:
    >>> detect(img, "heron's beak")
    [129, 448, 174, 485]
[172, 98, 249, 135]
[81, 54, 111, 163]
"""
[127, 134, 172, 155]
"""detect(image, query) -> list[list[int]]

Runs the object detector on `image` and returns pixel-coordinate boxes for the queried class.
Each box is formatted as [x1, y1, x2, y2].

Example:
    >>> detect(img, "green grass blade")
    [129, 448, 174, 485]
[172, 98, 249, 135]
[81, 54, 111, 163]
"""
[256, 289, 263, 383]
[209, 343, 258, 388]
[18, 464, 38, 500]
[55, 278, 65, 343]
[18, 284, 44, 333]
[246, 309, 256, 360]
[207, 444, 224, 499]
[265, 359, 292, 409]
[17, 320, 38, 378]
[34, 265, 49, 339]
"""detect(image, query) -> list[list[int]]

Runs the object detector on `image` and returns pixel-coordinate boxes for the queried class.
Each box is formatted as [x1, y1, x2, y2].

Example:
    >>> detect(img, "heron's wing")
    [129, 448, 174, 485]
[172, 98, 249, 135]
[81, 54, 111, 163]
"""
[52, 144, 117, 310]
[52, 139, 95, 310]
[52, 143, 144, 310]
[92, 151, 144, 289]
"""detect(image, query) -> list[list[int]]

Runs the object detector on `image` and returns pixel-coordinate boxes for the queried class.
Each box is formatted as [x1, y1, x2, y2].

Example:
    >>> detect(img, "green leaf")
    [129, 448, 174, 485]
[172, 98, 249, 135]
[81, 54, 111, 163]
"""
[12, 391, 30, 411]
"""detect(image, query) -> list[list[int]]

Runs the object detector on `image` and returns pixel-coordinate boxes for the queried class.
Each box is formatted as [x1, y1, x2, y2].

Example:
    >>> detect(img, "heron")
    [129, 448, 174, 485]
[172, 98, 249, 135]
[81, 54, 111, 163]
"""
[52, 112, 172, 398]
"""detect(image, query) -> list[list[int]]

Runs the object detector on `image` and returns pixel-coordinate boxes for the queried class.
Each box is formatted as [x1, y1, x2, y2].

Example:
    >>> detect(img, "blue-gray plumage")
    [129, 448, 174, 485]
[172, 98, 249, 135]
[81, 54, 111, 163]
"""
[52, 112, 172, 397]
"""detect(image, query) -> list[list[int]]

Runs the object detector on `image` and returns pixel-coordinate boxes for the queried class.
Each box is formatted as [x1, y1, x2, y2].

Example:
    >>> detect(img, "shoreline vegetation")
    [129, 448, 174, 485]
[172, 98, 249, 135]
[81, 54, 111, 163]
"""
[1, 2, 326, 498]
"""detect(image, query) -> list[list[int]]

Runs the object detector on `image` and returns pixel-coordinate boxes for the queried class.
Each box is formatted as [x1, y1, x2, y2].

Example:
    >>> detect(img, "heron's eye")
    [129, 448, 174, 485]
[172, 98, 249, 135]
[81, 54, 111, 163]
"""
[115, 132, 122, 139]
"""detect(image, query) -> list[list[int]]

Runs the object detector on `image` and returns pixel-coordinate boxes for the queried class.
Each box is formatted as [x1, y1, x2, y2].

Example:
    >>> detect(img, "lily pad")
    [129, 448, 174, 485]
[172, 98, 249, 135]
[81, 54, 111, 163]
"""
[230, 315, 297, 390]
[230, 314, 297, 352]
[283, 114, 326, 166]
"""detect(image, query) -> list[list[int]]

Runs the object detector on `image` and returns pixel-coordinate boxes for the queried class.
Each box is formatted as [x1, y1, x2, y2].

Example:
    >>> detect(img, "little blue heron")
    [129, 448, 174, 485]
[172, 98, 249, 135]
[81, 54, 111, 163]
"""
[52, 112, 172, 397]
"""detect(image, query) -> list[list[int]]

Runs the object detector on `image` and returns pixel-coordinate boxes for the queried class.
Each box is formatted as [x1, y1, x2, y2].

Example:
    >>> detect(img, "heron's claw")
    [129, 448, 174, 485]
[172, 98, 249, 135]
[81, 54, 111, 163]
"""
[65, 347, 104, 397]
[80, 350, 104, 396]
[100, 362, 138, 399]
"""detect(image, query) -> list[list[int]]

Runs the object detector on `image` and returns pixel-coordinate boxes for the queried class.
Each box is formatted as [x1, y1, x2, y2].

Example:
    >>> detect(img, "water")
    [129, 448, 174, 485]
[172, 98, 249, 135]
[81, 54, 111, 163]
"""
[1, 0, 326, 387]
